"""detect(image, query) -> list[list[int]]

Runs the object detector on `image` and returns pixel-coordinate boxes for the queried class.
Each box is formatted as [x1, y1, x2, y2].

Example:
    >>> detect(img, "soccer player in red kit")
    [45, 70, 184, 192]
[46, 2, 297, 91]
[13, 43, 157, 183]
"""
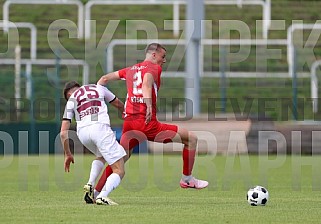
[92, 43, 208, 201]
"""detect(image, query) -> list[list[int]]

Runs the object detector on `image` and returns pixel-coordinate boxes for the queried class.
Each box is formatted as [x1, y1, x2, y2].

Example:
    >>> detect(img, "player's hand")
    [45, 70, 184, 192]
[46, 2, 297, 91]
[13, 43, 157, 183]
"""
[64, 154, 74, 172]
[145, 105, 152, 124]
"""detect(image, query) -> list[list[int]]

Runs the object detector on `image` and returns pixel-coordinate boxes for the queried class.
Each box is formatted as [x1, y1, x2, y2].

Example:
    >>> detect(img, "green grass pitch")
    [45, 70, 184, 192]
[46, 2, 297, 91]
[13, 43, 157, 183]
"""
[1, 154, 321, 223]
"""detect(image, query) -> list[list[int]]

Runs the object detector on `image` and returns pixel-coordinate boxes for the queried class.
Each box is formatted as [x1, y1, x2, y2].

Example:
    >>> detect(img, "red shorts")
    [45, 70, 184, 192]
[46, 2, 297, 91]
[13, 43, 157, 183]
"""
[120, 118, 178, 151]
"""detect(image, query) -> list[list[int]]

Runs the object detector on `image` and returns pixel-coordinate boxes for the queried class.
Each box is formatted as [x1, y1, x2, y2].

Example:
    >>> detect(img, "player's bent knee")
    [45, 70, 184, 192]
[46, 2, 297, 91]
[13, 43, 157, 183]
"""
[189, 132, 198, 148]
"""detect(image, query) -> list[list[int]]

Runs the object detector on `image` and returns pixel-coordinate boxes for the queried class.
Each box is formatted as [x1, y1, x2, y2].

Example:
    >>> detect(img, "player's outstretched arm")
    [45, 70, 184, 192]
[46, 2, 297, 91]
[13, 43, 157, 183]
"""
[60, 120, 74, 172]
[110, 97, 125, 114]
[98, 71, 121, 86]
[142, 73, 154, 124]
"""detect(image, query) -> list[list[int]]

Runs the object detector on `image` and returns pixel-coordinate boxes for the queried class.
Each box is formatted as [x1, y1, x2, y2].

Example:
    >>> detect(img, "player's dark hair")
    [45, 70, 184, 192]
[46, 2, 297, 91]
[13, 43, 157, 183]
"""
[145, 43, 166, 54]
[63, 81, 80, 100]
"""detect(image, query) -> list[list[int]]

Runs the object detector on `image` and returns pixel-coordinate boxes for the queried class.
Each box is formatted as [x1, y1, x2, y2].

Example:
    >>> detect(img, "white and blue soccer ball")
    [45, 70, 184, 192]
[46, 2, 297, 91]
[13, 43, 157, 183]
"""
[247, 185, 269, 206]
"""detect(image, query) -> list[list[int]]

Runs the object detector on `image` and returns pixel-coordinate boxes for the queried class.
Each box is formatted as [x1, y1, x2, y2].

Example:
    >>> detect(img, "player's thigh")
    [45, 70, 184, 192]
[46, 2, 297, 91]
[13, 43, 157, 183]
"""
[95, 124, 126, 166]
[151, 121, 178, 143]
[121, 130, 147, 151]
[173, 126, 197, 146]
[77, 126, 101, 156]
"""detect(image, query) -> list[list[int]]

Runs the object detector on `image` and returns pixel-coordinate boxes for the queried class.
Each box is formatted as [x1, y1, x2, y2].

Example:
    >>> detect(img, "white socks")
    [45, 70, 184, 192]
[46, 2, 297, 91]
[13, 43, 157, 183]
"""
[97, 173, 121, 198]
[87, 160, 104, 186]
[87, 160, 121, 200]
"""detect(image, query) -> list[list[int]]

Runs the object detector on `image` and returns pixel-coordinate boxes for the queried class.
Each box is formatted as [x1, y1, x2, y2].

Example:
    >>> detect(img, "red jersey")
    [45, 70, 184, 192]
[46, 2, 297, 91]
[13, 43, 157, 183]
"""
[118, 61, 162, 120]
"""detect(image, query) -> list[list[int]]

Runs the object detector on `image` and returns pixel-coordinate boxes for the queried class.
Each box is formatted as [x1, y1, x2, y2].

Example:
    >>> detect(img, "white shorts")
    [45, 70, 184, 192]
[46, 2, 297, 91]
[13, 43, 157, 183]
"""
[77, 123, 126, 165]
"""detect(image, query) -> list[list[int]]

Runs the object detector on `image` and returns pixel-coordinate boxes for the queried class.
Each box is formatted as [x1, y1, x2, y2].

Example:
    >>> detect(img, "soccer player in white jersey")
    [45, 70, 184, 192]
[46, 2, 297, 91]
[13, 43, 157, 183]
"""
[60, 81, 126, 205]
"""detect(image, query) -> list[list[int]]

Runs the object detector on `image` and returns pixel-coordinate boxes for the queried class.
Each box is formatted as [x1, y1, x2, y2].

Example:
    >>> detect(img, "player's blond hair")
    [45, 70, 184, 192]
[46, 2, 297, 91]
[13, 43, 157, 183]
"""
[145, 43, 166, 54]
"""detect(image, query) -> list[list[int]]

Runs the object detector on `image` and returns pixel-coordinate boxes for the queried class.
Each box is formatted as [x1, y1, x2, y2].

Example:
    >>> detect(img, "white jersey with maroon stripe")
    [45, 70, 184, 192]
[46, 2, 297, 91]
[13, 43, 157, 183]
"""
[63, 84, 116, 129]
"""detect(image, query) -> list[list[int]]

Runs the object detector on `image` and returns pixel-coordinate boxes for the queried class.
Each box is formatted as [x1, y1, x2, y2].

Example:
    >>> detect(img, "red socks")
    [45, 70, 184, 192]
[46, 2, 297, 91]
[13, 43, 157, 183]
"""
[95, 165, 113, 192]
[182, 148, 196, 176]
[95, 148, 196, 192]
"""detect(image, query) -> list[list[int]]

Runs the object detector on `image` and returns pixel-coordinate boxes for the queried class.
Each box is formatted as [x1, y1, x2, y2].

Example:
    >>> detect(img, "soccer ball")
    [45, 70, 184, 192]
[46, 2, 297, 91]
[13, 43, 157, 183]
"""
[247, 185, 269, 206]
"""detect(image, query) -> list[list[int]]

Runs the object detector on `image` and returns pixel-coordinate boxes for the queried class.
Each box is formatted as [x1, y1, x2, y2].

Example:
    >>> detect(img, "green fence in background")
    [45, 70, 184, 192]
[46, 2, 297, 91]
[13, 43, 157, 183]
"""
[0, 124, 145, 155]
[0, 123, 60, 154]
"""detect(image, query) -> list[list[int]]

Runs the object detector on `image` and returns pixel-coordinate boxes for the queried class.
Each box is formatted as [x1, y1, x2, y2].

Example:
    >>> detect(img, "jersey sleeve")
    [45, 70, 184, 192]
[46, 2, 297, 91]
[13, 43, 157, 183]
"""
[118, 67, 131, 80]
[97, 84, 116, 103]
[62, 99, 75, 121]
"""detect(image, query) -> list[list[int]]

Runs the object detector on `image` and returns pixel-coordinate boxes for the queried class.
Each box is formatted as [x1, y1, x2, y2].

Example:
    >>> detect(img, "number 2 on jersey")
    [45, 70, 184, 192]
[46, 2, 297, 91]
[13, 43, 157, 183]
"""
[133, 71, 143, 95]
